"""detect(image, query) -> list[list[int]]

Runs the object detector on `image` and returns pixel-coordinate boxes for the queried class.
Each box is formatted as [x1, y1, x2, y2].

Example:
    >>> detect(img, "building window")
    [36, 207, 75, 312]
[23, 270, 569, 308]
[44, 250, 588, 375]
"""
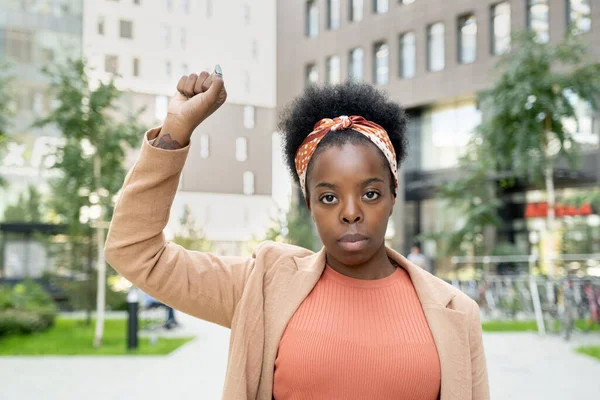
[155, 96, 168, 120]
[180, 28, 187, 49]
[244, 105, 255, 129]
[236, 137, 248, 161]
[206, 0, 213, 17]
[568, 0, 591, 34]
[162, 25, 171, 47]
[458, 14, 477, 64]
[104, 55, 119, 74]
[243, 171, 255, 195]
[164, 0, 172, 11]
[306, 0, 319, 38]
[244, 71, 251, 92]
[491, 2, 511, 55]
[373, 41, 389, 85]
[563, 90, 599, 149]
[427, 23, 445, 72]
[97, 16, 105, 35]
[119, 20, 133, 39]
[133, 57, 140, 77]
[526, 0, 549, 43]
[374, 0, 388, 14]
[349, 48, 364, 81]
[399, 31, 416, 79]
[251, 39, 258, 60]
[350, 0, 363, 22]
[306, 63, 319, 86]
[165, 61, 172, 76]
[5, 29, 33, 63]
[421, 100, 482, 170]
[326, 56, 341, 84]
[327, 0, 340, 30]
[182, 0, 190, 13]
[243, 3, 251, 24]
[200, 134, 209, 158]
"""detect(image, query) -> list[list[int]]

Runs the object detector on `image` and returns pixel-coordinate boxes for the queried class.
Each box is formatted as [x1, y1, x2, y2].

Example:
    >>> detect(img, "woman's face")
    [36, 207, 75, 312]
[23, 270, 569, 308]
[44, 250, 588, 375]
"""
[307, 142, 395, 266]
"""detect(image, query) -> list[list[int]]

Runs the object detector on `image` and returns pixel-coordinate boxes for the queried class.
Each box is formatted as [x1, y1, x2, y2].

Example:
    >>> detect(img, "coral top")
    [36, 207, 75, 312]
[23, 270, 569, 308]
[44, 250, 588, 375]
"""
[273, 264, 441, 400]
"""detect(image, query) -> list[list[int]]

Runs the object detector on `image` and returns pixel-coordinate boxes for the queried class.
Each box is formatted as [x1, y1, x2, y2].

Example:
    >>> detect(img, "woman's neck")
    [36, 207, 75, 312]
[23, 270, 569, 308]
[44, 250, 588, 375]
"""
[325, 243, 396, 280]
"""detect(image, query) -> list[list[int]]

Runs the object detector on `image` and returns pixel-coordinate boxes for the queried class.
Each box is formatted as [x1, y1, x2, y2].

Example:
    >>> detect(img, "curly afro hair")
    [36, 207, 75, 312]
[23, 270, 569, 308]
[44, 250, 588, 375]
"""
[278, 81, 408, 193]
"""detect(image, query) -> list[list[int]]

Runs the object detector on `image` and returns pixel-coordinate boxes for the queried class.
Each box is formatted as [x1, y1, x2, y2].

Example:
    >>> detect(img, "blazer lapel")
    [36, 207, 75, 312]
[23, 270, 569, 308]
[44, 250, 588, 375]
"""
[258, 248, 327, 399]
[387, 248, 470, 400]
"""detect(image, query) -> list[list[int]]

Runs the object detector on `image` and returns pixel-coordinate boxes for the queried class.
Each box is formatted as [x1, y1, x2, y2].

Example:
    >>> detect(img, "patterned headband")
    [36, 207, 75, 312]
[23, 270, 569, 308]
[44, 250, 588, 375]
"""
[294, 115, 398, 199]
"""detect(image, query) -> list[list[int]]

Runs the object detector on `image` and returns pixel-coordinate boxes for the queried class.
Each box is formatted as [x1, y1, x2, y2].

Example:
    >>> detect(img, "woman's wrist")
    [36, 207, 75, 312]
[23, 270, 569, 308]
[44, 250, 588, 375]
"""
[153, 118, 194, 149]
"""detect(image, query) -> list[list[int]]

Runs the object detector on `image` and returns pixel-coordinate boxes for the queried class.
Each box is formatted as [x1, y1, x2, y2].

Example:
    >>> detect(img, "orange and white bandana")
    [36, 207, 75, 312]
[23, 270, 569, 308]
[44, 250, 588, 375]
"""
[294, 115, 398, 199]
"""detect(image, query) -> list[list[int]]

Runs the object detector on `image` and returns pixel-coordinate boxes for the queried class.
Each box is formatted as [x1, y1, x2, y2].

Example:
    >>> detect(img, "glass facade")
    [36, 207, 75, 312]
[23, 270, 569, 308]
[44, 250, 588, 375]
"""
[348, 47, 364, 81]
[399, 32, 416, 78]
[373, 42, 389, 84]
[420, 100, 481, 171]
[458, 15, 477, 64]
[527, 0, 549, 43]
[568, 0, 592, 34]
[427, 23, 445, 72]
[491, 2, 511, 55]
[306, 0, 319, 38]
[326, 55, 341, 84]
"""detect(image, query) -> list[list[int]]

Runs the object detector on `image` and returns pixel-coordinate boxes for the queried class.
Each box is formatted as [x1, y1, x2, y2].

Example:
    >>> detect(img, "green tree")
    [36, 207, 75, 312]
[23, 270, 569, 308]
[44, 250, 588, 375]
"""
[2, 186, 45, 223]
[477, 30, 600, 276]
[0, 63, 15, 188]
[34, 57, 145, 347]
[435, 31, 600, 272]
[264, 203, 316, 251]
[172, 205, 213, 252]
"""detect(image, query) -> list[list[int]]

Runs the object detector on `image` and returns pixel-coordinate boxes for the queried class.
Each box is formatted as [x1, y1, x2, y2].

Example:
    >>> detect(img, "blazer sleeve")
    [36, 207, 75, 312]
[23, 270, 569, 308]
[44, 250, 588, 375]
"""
[105, 128, 254, 329]
[469, 301, 490, 400]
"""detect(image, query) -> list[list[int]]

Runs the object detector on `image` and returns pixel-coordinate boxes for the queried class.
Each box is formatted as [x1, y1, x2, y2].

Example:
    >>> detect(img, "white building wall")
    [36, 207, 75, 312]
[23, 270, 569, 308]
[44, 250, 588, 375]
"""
[82, 0, 276, 107]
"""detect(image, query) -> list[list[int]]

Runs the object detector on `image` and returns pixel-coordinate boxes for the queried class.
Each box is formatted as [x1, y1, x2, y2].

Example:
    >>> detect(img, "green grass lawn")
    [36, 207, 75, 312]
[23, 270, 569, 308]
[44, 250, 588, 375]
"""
[481, 319, 599, 332]
[0, 318, 194, 356]
[576, 346, 600, 361]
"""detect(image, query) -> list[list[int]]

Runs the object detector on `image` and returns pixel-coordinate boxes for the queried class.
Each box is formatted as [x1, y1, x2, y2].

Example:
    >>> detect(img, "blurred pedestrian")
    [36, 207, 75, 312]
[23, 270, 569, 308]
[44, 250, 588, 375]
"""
[142, 292, 178, 330]
[105, 68, 489, 399]
[407, 244, 431, 273]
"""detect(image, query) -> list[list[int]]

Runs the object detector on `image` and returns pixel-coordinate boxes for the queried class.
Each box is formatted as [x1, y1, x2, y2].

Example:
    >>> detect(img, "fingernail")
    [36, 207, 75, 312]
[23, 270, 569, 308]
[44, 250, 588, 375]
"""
[215, 64, 222, 76]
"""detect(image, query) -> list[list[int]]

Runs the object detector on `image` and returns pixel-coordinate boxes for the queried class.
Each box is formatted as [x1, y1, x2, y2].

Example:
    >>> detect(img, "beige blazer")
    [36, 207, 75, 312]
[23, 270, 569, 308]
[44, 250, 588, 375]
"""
[105, 129, 490, 400]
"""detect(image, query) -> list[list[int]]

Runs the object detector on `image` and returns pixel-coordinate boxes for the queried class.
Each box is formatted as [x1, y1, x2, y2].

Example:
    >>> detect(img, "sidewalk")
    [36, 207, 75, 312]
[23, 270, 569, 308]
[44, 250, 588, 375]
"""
[0, 312, 599, 399]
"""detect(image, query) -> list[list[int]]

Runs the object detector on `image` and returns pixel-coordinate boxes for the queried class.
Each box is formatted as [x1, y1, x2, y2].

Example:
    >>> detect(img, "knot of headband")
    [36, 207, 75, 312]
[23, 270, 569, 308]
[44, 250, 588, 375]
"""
[294, 115, 398, 199]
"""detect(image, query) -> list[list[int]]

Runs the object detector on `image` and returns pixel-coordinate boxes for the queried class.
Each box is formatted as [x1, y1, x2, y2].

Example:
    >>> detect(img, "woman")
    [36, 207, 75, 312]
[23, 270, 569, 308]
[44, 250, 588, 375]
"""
[105, 67, 489, 399]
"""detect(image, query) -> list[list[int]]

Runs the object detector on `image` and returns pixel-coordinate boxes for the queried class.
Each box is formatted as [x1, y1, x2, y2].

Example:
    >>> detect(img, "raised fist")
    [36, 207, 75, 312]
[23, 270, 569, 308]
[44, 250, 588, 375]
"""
[164, 65, 227, 136]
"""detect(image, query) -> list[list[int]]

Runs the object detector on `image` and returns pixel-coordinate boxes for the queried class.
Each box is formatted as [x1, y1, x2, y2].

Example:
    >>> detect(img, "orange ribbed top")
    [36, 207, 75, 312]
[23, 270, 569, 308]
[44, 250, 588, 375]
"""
[273, 264, 441, 400]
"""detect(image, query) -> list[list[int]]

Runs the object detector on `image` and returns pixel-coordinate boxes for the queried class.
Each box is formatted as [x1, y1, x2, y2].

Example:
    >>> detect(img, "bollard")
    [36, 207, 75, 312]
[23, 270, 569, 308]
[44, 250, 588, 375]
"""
[127, 287, 139, 350]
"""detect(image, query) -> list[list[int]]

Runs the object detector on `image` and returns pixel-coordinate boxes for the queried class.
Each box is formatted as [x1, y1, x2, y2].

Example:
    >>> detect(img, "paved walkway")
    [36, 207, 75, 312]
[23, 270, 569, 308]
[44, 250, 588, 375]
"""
[0, 312, 599, 399]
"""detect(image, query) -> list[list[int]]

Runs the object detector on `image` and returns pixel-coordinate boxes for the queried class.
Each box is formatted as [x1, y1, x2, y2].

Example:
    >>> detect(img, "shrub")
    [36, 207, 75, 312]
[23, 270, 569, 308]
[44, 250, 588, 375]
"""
[0, 280, 57, 337]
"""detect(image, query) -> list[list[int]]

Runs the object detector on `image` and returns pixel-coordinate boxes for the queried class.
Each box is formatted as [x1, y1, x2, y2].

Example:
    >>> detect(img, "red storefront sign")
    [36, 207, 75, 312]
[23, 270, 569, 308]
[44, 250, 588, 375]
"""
[525, 202, 593, 218]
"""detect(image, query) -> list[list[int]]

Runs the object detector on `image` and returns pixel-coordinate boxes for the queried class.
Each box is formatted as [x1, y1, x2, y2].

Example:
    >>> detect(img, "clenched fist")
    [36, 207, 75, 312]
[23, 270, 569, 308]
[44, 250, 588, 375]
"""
[156, 65, 227, 149]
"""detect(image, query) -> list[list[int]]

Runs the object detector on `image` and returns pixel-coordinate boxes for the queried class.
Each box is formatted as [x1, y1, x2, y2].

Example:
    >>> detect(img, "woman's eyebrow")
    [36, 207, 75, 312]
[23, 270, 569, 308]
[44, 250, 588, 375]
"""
[315, 182, 337, 189]
[362, 177, 385, 185]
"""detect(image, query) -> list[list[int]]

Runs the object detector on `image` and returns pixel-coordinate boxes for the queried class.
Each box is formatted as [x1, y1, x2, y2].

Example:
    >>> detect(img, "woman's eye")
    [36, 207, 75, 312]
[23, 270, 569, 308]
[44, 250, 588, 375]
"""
[321, 194, 338, 204]
[363, 191, 380, 200]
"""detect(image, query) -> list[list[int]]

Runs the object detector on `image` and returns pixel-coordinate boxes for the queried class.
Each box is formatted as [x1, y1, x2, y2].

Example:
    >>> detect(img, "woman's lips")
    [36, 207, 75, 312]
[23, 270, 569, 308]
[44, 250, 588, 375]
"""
[338, 234, 369, 251]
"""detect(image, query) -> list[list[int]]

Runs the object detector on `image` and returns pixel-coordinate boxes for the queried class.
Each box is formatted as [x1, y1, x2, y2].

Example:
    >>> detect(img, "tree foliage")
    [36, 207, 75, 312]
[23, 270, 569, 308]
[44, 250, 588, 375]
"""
[432, 31, 600, 256]
[2, 186, 45, 223]
[0, 63, 16, 188]
[172, 205, 213, 252]
[477, 31, 600, 184]
[264, 203, 316, 251]
[34, 58, 145, 236]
